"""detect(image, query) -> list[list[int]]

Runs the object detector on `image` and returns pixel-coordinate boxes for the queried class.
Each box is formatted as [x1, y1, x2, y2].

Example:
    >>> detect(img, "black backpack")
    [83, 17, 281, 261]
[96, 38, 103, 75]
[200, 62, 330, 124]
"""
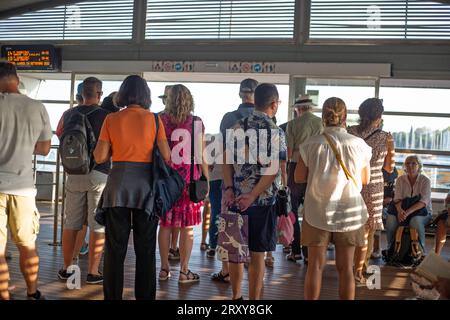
[383, 226, 424, 268]
[59, 108, 98, 175]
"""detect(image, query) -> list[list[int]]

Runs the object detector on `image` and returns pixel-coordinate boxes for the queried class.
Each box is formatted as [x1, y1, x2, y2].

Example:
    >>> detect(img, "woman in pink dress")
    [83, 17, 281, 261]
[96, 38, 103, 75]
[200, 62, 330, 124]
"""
[158, 84, 209, 283]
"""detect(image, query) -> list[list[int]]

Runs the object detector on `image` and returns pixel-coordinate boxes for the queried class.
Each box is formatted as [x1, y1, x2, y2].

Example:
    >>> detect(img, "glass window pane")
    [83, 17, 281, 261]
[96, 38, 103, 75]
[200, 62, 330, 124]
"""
[306, 78, 376, 111]
[147, 82, 289, 134]
[379, 86, 450, 113]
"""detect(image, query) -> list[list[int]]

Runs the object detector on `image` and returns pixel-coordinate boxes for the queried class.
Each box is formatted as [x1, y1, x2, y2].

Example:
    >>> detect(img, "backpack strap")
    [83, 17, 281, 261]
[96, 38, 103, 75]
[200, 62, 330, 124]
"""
[153, 113, 159, 147]
[409, 227, 422, 257]
[394, 226, 404, 255]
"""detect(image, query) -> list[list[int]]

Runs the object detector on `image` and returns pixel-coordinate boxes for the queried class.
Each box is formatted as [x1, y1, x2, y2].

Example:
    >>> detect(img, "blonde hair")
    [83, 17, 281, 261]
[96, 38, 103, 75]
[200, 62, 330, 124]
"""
[322, 97, 347, 127]
[164, 84, 194, 123]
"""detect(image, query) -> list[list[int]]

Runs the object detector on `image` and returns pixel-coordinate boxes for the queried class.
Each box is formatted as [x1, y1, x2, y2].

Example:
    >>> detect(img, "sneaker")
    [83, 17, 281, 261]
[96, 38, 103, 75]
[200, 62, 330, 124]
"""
[79, 243, 89, 256]
[57, 269, 73, 280]
[86, 273, 103, 284]
[206, 248, 216, 258]
[27, 289, 45, 300]
[370, 251, 382, 259]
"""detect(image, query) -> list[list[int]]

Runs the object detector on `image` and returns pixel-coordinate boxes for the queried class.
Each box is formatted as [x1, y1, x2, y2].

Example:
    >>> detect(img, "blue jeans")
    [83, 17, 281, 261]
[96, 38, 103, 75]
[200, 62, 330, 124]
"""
[208, 180, 223, 249]
[385, 213, 432, 250]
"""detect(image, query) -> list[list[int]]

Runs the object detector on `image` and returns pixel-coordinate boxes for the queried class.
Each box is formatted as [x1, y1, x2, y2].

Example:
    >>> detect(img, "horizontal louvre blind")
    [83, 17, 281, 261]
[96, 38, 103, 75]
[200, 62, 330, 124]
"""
[0, 0, 134, 40]
[310, 0, 450, 40]
[146, 0, 295, 39]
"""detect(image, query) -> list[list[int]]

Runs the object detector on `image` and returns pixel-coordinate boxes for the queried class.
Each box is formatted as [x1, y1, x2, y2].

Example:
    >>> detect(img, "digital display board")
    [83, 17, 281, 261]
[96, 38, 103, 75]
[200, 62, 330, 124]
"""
[1, 45, 60, 71]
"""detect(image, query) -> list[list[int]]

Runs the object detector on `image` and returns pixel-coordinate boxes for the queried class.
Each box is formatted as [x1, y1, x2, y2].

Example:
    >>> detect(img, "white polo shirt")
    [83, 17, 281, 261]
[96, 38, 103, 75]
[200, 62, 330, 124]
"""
[299, 126, 372, 232]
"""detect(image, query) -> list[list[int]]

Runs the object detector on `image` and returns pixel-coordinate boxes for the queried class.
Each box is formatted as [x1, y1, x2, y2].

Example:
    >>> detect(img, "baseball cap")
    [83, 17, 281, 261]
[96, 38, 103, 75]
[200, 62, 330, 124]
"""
[239, 78, 258, 93]
[76, 82, 84, 96]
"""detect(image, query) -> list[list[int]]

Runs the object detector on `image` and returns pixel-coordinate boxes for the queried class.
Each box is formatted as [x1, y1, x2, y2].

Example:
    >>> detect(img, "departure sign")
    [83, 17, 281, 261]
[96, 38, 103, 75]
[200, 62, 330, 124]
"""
[1, 45, 60, 71]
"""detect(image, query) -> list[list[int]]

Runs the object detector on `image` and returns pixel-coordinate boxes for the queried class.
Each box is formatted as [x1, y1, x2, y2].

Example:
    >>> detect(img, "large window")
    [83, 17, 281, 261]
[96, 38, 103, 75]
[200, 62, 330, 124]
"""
[379, 80, 450, 190]
[301, 77, 449, 191]
[309, 0, 450, 40]
[148, 82, 289, 134]
[0, 0, 134, 40]
[146, 0, 296, 39]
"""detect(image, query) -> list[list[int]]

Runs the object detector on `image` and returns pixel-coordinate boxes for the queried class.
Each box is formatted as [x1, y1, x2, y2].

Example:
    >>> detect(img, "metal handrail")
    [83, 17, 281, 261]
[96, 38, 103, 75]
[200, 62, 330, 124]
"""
[32, 144, 63, 246]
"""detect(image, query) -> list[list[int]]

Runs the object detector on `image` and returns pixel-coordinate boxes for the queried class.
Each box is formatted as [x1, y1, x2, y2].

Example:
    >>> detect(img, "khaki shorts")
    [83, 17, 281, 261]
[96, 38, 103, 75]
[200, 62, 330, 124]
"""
[0, 193, 40, 247]
[64, 170, 107, 233]
[301, 219, 365, 247]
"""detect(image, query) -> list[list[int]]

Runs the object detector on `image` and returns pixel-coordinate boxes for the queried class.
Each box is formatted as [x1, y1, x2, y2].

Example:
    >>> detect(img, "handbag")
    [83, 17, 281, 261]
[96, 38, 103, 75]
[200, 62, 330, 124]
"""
[275, 187, 291, 217]
[387, 195, 428, 225]
[189, 115, 208, 203]
[216, 207, 249, 264]
[277, 211, 295, 247]
[149, 113, 185, 218]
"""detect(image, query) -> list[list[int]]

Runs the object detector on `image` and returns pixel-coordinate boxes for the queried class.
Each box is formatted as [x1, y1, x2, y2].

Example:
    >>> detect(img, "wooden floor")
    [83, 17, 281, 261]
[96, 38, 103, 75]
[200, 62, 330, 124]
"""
[5, 201, 450, 300]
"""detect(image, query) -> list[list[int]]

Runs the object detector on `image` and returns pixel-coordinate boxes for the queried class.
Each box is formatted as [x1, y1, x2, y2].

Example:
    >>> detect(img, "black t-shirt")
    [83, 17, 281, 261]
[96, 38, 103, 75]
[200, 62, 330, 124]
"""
[61, 105, 111, 174]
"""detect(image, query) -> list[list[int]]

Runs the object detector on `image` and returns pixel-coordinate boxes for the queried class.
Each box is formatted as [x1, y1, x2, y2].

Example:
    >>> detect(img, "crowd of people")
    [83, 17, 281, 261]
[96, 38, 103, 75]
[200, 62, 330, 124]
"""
[0, 61, 449, 300]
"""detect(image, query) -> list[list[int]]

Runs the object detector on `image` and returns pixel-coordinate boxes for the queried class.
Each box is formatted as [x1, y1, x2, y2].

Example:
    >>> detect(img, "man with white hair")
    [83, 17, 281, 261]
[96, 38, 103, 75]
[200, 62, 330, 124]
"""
[285, 95, 323, 262]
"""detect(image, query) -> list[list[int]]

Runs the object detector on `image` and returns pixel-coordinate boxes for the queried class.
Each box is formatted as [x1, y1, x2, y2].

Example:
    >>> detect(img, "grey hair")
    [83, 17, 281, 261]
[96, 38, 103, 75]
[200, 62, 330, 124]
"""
[404, 155, 423, 173]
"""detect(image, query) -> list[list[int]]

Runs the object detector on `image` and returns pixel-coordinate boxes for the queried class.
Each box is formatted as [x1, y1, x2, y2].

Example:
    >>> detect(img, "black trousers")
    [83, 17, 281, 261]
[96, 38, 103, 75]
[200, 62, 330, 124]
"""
[103, 207, 158, 300]
[287, 162, 307, 256]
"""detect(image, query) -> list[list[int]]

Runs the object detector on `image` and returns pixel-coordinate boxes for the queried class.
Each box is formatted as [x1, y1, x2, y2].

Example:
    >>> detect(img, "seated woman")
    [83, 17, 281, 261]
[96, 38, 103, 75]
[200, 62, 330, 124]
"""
[434, 191, 450, 255]
[385, 155, 432, 251]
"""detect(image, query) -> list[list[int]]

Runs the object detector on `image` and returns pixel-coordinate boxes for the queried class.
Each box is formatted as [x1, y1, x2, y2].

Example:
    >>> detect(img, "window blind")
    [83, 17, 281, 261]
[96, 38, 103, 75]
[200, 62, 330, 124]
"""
[309, 0, 450, 40]
[146, 0, 296, 39]
[0, 0, 134, 40]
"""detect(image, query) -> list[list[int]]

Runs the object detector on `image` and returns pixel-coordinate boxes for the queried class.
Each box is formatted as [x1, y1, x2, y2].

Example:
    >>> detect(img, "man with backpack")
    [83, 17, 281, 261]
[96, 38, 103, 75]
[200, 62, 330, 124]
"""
[56, 77, 110, 284]
[210, 78, 258, 286]
[0, 62, 52, 300]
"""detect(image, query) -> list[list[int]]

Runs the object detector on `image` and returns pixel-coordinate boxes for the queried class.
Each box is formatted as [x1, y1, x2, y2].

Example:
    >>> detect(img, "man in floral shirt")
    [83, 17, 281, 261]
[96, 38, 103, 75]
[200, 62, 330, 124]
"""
[222, 83, 287, 300]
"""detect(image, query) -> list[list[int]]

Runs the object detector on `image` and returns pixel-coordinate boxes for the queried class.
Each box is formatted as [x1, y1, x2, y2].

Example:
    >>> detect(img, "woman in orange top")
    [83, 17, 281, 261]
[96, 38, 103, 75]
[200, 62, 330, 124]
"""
[94, 75, 171, 300]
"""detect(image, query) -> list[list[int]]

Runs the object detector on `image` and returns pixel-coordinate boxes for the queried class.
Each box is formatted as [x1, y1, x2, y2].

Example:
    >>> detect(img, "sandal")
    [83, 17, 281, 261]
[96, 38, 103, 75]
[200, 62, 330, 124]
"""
[211, 271, 230, 283]
[168, 248, 180, 261]
[179, 269, 200, 283]
[286, 253, 302, 262]
[265, 256, 275, 268]
[355, 275, 367, 287]
[200, 243, 209, 251]
[159, 269, 171, 281]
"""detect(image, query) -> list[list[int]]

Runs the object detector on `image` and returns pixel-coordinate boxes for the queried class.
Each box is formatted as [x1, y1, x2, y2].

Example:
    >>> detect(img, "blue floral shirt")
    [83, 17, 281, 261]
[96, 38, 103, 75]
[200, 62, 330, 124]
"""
[225, 110, 287, 207]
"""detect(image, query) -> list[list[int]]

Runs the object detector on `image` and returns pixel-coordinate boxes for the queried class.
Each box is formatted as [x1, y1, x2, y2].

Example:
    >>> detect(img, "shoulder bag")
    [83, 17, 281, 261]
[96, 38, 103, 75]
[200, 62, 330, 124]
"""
[189, 115, 208, 203]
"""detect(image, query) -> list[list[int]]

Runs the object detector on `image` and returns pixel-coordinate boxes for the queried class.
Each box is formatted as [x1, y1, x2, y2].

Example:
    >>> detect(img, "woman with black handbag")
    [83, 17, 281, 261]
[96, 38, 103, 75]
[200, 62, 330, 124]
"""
[158, 84, 209, 283]
[385, 155, 432, 251]
[93, 75, 171, 300]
